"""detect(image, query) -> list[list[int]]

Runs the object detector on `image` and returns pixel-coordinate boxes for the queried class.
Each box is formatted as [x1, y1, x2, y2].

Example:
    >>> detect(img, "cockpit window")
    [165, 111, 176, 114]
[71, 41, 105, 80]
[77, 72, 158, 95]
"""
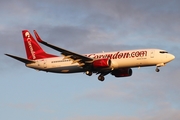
[160, 51, 168, 54]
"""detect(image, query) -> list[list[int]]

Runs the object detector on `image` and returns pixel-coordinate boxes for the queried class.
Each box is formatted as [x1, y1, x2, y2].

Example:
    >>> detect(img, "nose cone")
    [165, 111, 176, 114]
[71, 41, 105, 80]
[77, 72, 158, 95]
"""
[168, 54, 175, 61]
[170, 54, 175, 60]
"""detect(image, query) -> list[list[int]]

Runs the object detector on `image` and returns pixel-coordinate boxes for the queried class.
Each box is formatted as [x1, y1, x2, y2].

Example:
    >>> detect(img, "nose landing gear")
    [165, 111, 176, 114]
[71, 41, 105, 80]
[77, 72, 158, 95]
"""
[156, 63, 166, 72]
[156, 67, 160, 72]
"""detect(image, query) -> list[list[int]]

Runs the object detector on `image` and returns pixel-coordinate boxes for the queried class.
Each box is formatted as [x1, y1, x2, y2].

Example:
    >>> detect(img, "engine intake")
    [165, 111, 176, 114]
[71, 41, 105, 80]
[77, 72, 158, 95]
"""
[111, 68, 132, 77]
[93, 59, 111, 68]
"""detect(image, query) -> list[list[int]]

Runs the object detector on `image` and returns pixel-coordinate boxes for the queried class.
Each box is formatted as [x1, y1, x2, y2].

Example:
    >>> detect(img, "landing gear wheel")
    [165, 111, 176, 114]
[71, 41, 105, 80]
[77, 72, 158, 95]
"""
[156, 67, 160, 72]
[98, 75, 105, 81]
[86, 71, 92, 76]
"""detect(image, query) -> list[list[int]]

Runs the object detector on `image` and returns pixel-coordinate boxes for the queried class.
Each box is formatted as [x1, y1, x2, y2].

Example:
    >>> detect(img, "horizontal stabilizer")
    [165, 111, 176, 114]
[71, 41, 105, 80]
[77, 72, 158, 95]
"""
[5, 54, 35, 64]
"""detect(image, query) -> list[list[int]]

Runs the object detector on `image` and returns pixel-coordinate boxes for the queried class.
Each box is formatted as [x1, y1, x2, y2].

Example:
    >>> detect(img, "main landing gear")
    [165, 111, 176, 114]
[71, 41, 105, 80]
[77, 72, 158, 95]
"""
[98, 75, 105, 81]
[85, 71, 105, 81]
[85, 71, 92, 76]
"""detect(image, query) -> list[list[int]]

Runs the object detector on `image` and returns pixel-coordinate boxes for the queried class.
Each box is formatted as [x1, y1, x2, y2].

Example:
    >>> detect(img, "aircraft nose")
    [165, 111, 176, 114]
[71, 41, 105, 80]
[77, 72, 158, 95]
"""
[168, 54, 175, 61]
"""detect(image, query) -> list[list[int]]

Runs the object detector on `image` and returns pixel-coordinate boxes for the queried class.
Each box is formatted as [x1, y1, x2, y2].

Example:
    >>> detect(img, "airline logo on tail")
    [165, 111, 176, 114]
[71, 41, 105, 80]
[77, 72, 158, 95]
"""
[25, 32, 36, 59]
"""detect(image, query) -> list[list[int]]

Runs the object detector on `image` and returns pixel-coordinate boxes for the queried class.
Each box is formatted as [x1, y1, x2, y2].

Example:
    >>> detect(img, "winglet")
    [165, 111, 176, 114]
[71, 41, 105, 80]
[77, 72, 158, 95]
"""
[33, 30, 43, 43]
[32, 30, 92, 62]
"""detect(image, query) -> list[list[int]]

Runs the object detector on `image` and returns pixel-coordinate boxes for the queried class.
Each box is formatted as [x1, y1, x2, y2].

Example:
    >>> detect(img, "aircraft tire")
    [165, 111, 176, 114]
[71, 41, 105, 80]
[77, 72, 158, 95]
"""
[98, 75, 105, 81]
[156, 67, 160, 72]
[86, 71, 92, 76]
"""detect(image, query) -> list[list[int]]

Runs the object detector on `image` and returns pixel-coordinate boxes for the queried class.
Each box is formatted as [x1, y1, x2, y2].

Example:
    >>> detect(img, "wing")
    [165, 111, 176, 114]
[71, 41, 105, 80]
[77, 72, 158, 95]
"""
[33, 30, 93, 67]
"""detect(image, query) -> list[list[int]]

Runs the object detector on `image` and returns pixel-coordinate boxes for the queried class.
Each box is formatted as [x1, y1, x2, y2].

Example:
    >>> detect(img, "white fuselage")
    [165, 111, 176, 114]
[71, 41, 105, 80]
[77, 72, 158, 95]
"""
[26, 49, 175, 73]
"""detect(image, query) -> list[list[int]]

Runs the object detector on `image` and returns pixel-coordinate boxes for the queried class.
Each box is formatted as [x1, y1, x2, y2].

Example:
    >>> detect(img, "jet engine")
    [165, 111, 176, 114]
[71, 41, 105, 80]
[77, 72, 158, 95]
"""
[111, 68, 132, 77]
[93, 59, 111, 68]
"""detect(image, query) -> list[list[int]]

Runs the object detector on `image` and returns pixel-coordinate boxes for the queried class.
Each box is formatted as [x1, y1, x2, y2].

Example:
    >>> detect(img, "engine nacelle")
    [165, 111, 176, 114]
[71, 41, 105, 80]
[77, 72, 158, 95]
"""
[93, 59, 111, 68]
[111, 68, 132, 77]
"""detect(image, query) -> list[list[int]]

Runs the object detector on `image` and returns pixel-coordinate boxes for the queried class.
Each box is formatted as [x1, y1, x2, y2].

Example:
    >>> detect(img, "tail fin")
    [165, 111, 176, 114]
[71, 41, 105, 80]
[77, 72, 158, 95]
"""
[22, 30, 57, 60]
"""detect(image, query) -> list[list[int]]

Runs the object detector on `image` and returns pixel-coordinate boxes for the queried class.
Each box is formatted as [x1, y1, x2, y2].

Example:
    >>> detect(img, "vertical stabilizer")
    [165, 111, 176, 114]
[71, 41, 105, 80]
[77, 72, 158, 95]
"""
[22, 30, 57, 60]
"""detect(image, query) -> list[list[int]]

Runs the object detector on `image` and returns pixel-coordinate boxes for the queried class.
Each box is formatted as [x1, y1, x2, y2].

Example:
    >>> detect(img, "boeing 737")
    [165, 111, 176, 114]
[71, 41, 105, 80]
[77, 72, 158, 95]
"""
[5, 30, 175, 81]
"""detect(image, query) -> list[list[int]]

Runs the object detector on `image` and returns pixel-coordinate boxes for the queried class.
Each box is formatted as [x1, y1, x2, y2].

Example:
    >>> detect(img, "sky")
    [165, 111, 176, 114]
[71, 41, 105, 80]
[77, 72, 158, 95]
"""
[0, 0, 180, 120]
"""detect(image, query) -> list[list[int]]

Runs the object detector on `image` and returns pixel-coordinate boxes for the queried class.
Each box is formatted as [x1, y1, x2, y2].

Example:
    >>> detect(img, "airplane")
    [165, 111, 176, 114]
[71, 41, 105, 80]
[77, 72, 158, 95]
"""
[5, 30, 175, 81]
